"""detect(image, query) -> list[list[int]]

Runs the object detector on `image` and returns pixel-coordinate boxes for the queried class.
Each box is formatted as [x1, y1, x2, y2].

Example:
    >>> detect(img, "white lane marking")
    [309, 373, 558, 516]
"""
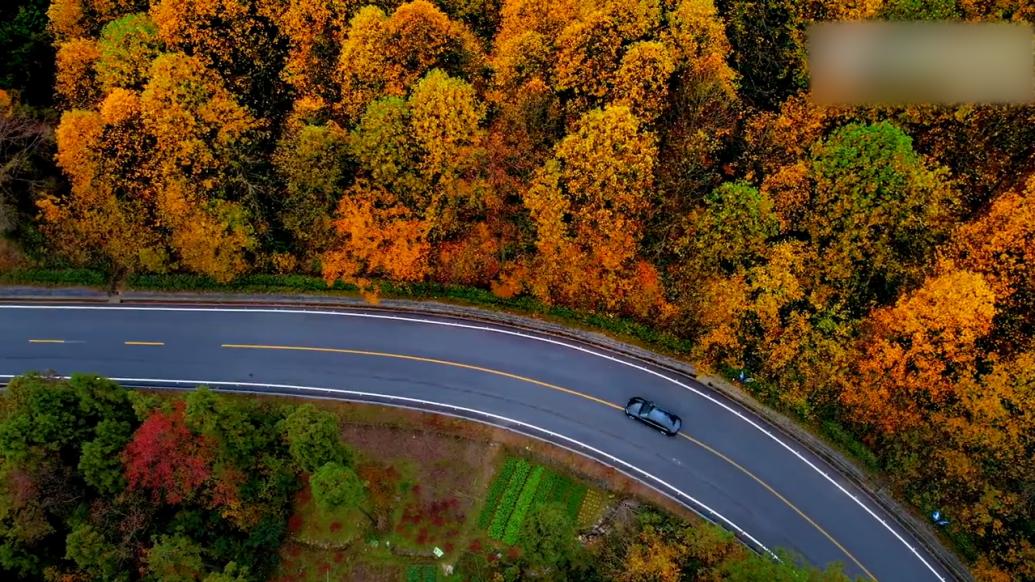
[0, 304, 943, 580]
[0, 373, 777, 559]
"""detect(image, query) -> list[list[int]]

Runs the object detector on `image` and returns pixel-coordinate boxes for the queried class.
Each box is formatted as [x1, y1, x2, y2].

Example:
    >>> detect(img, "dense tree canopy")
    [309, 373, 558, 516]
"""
[0, 376, 349, 580]
[1, 0, 1033, 576]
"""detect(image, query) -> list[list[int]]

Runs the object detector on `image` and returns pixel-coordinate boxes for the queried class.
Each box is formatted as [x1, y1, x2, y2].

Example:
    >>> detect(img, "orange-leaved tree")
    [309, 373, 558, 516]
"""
[841, 269, 996, 437]
[37, 89, 166, 290]
[278, 0, 357, 103]
[323, 69, 490, 297]
[150, 0, 288, 112]
[322, 184, 431, 302]
[945, 173, 1035, 352]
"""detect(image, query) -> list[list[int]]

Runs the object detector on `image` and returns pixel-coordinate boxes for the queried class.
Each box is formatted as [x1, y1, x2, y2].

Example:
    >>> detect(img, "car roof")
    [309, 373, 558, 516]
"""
[645, 406, 680, 429]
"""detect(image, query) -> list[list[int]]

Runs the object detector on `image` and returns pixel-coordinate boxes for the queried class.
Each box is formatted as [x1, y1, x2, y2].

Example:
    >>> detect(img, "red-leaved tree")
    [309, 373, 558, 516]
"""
[122, 401, 212, 504]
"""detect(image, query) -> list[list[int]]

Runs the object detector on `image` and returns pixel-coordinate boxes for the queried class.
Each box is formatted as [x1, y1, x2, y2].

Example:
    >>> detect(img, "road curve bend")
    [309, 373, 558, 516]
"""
[0, 303, 954, 581]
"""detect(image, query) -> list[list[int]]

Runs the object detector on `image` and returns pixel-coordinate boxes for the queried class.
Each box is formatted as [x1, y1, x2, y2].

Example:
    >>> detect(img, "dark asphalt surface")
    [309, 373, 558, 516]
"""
[0, 304, 948, 581]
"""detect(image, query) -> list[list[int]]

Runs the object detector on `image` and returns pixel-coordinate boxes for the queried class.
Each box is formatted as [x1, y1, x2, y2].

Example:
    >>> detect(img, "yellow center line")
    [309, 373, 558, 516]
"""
[124, 341, 165, 346]
[221, 343, 622, 410]
[28, 339, 65, 343]
[679, 432, 877, 580]
[221, 342, 875, 578]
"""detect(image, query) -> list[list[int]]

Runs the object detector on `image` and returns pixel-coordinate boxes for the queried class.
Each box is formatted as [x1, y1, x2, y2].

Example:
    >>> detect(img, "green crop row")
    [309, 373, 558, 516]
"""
[533, 470, 559, 505]
[488, 459, 531, 540]
[565, 484, 588, 522]
[478, 457, 519, 529]
[502, 466, 545, 545]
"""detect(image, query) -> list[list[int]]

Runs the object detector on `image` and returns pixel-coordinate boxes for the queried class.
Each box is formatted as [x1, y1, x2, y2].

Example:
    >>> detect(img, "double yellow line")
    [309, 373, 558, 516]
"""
[221, 342, 876, 580]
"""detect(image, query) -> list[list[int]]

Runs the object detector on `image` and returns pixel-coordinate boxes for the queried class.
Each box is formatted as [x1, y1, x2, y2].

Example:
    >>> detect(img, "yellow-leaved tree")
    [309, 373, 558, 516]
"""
[336, 0, 483, 121]
[140, 52, 259, 282]
[520, 105, 671, 319]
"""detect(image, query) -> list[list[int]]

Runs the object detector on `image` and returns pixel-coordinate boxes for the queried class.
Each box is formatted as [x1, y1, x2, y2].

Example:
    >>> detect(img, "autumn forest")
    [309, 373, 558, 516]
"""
[0, 0, 1033, 579]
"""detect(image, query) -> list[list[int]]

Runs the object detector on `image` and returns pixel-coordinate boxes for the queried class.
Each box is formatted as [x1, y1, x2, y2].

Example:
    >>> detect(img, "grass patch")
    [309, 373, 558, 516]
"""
[819, 420, 880, 472]
[0, 267, 106, 286]
[405, 564, 438, 582]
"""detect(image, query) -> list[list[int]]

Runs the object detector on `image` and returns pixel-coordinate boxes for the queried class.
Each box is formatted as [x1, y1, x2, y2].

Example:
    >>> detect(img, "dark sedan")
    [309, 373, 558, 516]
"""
[625, 397, 682, 436]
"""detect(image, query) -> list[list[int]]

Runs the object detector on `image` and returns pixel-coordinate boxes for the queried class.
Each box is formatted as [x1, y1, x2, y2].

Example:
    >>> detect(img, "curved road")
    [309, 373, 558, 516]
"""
[0, 303, 950, 581]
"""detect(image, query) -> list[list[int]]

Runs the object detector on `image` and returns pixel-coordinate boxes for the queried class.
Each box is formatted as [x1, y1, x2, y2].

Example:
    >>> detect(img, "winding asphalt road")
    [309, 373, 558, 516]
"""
[0, 303, 952, 581]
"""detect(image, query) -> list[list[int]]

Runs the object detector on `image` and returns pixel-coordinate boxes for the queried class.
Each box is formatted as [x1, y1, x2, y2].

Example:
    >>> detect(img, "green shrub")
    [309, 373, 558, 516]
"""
[405, 565, 428, 582]
[502, 466, 544, 545]
[821, 420, 880, 471]
[0, 267, 106, 286]
[478, 457, 518, 529]
[310, 462, 365, 510]
[488, 459, 530, 540]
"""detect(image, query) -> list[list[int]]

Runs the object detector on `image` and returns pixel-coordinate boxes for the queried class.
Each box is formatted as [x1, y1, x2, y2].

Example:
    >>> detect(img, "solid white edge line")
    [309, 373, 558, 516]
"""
[0, 373, 777, 560]
[0, 304, 944, 580]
